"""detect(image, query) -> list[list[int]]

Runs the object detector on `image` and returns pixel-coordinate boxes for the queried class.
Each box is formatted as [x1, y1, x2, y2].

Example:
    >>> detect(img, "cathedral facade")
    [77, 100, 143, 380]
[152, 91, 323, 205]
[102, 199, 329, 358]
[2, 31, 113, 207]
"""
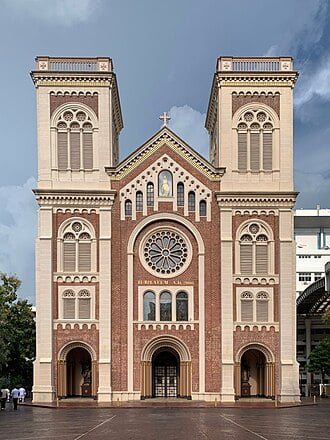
[31, 56, 300, 403]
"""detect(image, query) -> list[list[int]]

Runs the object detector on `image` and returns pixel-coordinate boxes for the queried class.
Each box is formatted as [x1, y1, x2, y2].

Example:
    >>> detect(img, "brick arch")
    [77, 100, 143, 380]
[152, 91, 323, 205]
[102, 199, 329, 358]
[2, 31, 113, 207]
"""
[141, 335, 191, 362]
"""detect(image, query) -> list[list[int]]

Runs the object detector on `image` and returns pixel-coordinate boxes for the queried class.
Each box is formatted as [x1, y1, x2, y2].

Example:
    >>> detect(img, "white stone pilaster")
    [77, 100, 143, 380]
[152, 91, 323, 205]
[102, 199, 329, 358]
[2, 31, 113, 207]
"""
[278, 209, 300, 402]
[97, 207, 112, 402]
[220, 208, 235, 401]
[32, 206, 55, 402]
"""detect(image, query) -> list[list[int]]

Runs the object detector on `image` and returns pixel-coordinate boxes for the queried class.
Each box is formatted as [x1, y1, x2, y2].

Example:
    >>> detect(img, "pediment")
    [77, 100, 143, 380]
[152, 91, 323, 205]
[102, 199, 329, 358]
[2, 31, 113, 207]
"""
[106, 127, 225, 181]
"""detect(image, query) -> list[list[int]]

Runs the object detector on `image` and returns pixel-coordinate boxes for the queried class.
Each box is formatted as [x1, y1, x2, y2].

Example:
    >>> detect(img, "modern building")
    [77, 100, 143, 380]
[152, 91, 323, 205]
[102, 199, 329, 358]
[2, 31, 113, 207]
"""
[295, 208, 330, 297]
[296, 261, 330, 396]
[31, 56, 300, 404]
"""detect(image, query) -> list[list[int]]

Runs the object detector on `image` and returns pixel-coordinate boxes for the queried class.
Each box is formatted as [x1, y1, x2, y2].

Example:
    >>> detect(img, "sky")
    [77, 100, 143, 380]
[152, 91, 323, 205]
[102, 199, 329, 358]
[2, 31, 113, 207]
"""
[0, 0, 330, 304]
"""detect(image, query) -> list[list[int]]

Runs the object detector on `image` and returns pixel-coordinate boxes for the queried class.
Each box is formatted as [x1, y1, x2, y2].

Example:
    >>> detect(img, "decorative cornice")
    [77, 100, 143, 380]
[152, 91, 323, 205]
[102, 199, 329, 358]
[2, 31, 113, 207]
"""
[106, 128, 225, 181]
[33, 189, 116, 207]
[216, 192, 298, 208]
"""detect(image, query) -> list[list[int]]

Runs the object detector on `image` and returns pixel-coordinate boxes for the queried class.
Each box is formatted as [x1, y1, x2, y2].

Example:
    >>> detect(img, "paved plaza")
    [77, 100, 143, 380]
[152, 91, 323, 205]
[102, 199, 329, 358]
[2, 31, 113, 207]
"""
[0, 401, 329, 440]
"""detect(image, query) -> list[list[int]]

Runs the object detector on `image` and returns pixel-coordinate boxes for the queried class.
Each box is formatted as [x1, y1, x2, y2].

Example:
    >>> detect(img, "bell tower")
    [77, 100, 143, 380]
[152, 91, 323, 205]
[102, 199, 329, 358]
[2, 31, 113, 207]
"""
[31, 56, 123, 190]
[206, 56, 298, 192]
[206, 57, 301, 403]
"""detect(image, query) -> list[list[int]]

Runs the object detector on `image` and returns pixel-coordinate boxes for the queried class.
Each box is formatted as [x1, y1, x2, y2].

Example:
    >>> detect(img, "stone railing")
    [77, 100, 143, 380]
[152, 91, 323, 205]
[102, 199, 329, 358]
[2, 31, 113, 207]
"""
[34, 56, 113, 72]
[217, 56, 293, 72]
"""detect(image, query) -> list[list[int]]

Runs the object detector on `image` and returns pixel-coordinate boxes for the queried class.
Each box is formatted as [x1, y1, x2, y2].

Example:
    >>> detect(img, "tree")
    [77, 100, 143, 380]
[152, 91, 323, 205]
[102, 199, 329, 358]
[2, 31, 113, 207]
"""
[0, 273, 35, 390]
[322, 308, 330, 325]
[308, 337, 330, 396]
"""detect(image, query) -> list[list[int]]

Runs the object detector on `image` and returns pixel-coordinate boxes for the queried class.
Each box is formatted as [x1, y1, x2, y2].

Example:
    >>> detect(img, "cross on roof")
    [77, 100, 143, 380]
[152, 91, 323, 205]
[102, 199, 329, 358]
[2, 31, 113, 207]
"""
[159, 111, 171, 127]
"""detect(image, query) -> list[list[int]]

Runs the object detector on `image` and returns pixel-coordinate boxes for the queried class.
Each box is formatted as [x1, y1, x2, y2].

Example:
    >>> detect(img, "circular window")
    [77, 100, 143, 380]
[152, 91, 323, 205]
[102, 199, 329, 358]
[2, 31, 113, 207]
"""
[141, 229, 192, 277]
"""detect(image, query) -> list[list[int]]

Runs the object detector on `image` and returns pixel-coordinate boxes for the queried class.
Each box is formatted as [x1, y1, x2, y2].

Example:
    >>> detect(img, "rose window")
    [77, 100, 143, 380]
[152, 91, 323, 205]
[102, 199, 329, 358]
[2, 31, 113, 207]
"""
[143, 231, 189, 275]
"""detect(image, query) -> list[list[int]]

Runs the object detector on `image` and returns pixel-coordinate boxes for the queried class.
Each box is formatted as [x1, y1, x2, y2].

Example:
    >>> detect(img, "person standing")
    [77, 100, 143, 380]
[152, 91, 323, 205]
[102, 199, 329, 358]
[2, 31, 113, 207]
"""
[19, 387, 26, 403]
[11, 387, 20, 410]
[0, 387, 8, 410]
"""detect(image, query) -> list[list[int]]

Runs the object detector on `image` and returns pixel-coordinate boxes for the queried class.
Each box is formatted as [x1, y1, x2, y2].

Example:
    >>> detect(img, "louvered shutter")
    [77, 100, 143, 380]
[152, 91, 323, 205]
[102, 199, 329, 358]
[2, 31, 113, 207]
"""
[63, 299, 75, 319]
[58, 132, 68, 170]
[240, 245, 253, 274]
[83, 132, 93, 169]
[78, 242, 91, 272]
[70, 131, 80, 170]
[241, 300, 253, 321]
[250, 132, 260, 170]
[63, 242, 76, 272]
[238, 132, 247, 170]
[263, 132, 272, 170]
[78, 299, 91, 319]
[256, 245, 268, 273]
[256, 301, 268, 321]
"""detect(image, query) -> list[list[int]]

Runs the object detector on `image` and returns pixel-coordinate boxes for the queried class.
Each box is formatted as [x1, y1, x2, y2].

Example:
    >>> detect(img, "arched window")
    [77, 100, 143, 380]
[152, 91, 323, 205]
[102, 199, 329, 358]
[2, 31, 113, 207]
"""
[188, 192, 195, 212]
[63, 289, 75, 319]
[176, 292, 188, 321]
[199, 200, 207, 217]
[158, 171, 173, 197]
[78, 289, 91, 319]
[56, 110, 94, 170]
[240, 291, 253, 321]
[61, 220, 94, 273]
[238, 223, 270, 275]
[160, 291, 172, 321]
[136, 191, 143, 212]
[125, 200, 132, 217]
[147, 182, 154, 206]
[237, 110, 273, 171]
[143, 291, 155, 321]
[62, 288, 92, 320]
[256, 291, 269, 322]
[177, 182, 184, 207]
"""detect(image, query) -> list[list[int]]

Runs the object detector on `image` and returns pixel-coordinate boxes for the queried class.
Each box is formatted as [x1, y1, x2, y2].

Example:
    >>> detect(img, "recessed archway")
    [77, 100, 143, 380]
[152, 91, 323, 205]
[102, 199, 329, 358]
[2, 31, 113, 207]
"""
[141, 336, 192, 399]
[234, 343, 275, 399]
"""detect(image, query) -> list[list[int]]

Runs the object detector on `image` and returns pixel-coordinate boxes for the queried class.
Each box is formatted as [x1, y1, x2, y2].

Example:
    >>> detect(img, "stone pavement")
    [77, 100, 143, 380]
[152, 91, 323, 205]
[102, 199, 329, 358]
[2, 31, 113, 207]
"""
[0, 399, 329, 439]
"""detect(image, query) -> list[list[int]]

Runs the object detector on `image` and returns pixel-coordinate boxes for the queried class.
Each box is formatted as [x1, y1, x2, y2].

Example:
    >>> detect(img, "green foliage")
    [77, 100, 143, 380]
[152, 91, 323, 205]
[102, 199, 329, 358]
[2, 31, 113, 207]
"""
[308, 336, 330, 384]
[0, 273, 35, 390]
[322, 308, 330, 325]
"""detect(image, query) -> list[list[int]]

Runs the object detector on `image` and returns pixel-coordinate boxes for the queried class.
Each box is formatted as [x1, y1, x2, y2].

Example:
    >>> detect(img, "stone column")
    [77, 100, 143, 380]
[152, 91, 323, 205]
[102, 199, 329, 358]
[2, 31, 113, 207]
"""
[234, 362, 240, 398]
[305, 318, 312, 396]
[92, 360, 97, 397]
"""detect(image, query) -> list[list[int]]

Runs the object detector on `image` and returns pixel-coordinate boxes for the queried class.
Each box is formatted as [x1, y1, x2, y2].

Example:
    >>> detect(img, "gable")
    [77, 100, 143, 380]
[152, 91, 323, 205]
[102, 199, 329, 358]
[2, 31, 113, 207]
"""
[106, 127, 225, 182]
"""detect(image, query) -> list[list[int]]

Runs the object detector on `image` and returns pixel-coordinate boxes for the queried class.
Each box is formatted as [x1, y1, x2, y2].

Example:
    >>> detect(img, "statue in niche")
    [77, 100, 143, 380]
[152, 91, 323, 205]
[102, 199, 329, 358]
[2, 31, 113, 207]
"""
[81, 361, 91, 385]
[159, 171, 172, 197]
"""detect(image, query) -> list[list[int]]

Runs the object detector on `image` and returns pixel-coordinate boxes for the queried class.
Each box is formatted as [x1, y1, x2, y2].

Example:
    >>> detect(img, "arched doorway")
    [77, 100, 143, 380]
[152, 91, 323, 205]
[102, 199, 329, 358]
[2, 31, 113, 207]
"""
[234, 344, 275, 399]
[66, 347, 91, 397]
[153, 349, 179, 398]
[141, 335, 192, 399]
[58, 342, 97, 399]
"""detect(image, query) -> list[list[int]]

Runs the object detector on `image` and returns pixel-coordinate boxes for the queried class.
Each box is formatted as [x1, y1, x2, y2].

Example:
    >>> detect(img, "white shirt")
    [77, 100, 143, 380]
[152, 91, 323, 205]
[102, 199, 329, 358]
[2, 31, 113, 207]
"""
[11, 388, 20, 399]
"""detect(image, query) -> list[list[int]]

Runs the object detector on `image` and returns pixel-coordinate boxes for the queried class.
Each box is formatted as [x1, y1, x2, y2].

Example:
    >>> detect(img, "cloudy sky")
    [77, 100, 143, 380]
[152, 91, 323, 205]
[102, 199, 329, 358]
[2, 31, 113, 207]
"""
[0, 0, 329, 303]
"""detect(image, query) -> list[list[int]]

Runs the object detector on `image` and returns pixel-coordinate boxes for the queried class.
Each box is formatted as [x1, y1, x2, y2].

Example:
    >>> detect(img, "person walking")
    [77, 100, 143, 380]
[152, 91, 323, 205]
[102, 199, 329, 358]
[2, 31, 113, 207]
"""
[19, 387, 26, 403]
[0, 386, 8, 410]
[11, 387, 20, 410]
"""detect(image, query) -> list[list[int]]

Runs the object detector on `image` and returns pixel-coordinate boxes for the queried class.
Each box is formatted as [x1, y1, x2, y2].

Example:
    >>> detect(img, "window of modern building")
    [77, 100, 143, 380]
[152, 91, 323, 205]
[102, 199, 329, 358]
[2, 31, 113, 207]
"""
[298, 272, 312, 282]
[314, 273, 323, 281]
